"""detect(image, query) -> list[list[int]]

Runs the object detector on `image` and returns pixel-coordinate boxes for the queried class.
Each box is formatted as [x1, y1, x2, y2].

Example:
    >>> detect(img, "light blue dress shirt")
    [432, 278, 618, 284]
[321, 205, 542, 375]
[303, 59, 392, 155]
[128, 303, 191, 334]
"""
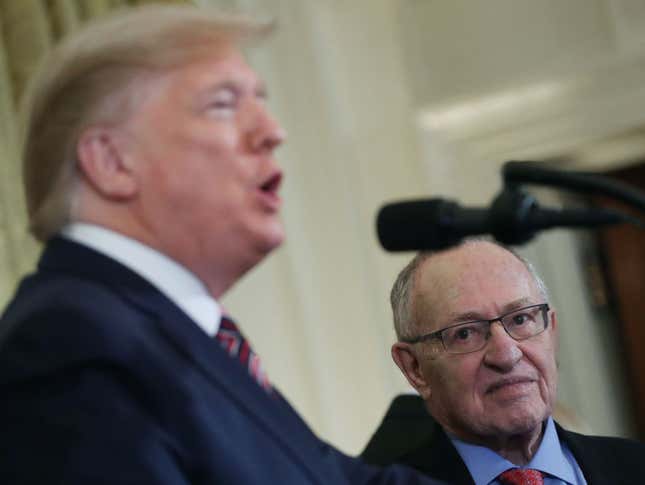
[450, 417, 587, 485]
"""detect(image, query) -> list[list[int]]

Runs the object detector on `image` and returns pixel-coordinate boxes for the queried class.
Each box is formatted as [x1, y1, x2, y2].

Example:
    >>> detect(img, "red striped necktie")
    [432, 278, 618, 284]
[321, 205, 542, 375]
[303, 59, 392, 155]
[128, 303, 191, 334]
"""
[215, 315, 272, 393]
[498, 468, 544, 485]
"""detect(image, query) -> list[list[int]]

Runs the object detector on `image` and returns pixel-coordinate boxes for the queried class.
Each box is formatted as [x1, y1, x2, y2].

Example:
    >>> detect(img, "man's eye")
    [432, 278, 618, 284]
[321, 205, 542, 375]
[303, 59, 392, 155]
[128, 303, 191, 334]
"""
[511, 313, 530, 325]
[209, 99, 236, 110]
[205, 89, 238, 114]
[449, 326, 480, 341]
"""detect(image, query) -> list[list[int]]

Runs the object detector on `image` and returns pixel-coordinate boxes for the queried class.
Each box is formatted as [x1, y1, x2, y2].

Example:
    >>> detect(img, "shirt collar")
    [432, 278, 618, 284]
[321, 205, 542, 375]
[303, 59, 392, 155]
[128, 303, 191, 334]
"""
[61, 223, 221, 337]
[450, 417, 578, 485]
[530, 417, 578, 483]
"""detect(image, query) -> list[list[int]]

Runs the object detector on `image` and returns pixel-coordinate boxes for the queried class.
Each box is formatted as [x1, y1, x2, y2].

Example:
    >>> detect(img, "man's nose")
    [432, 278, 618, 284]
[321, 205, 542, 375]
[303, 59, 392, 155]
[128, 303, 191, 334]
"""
[483, 321, 522, 371]
[248, 105, 286, 152]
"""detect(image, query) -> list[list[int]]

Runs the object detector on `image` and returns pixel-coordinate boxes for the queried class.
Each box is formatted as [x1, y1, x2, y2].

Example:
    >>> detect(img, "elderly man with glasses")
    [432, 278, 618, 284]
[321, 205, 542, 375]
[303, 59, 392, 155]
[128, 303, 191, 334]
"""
[363, 239, 645, 484]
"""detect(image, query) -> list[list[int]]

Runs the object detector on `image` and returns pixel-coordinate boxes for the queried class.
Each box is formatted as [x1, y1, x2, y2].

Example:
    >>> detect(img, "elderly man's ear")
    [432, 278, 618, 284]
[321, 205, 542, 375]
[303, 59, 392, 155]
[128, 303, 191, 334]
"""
[391, 343, 432, 400]
[549, 308, 559, 350]
[76, 126, 139, 199]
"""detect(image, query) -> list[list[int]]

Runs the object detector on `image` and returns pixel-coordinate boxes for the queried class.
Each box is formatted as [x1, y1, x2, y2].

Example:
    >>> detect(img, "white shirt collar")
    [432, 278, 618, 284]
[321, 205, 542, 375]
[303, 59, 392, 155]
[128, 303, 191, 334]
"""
[61, 223, 221, 337]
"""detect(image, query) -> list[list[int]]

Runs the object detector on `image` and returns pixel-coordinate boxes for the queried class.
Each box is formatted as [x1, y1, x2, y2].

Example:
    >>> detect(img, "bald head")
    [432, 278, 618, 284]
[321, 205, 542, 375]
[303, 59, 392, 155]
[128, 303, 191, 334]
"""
[391, 240, 548, 341]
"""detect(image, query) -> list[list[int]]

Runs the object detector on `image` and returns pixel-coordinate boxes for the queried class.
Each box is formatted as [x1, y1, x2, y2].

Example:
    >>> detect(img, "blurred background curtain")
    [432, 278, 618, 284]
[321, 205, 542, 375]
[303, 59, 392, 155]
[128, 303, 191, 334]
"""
[1, 0, 643, 455]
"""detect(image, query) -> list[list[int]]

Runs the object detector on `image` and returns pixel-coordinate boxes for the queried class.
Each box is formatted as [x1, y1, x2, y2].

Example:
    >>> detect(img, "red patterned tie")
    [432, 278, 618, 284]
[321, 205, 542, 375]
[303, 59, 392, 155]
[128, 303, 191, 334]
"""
[498, 468, 544, 485]
[215, 315, 272, 392]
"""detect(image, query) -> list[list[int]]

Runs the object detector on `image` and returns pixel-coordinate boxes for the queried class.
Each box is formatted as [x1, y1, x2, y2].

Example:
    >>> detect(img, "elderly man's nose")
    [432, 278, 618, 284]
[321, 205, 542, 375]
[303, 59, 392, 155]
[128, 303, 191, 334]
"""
[483, 322, 522, 370]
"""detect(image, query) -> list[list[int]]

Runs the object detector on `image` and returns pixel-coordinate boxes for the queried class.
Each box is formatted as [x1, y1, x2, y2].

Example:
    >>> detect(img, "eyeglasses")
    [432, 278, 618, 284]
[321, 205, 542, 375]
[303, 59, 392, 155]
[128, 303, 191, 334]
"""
[401, 303, 550, 355]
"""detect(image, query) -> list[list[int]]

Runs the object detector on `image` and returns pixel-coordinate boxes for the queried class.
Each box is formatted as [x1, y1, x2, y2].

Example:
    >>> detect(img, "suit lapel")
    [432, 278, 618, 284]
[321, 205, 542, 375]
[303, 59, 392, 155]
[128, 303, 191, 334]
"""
[386, 421, 472, 484]
[148, 301, 333, 484]
[39, 238, 333, 485]
[417, 427, 474, 485]
[556, 423, 610, 485]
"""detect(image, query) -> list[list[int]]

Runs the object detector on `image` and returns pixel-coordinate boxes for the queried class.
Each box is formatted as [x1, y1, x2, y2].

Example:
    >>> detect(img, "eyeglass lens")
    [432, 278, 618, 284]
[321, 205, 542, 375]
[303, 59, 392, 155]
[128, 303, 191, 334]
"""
[442, 305, 547, 354]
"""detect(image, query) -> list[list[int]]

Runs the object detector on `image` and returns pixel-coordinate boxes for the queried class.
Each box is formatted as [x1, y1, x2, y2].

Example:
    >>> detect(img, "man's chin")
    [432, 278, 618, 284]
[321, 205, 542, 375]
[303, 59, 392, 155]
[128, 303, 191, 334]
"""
[489, 407, 547, 437]
[253, 224, 285, 256]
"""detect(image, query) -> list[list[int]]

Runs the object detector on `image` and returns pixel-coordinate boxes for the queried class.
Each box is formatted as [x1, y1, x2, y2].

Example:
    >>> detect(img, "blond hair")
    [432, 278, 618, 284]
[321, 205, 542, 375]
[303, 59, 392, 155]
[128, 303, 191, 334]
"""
[22, 4, 272, 241]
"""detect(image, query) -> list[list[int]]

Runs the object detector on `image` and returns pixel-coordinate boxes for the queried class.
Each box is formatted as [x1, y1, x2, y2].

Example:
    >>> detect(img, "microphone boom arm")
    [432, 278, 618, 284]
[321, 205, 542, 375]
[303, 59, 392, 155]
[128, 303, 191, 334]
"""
[504, 161, 645, 213]
[488, 188, 640, 245]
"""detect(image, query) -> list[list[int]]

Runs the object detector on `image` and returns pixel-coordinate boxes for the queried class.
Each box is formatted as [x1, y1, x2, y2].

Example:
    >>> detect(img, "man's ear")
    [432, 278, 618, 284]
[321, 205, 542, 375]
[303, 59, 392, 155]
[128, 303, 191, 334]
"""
[76, 126, 138, 200]
[391, 342, 432, 400]
[549, 307, 559, 351]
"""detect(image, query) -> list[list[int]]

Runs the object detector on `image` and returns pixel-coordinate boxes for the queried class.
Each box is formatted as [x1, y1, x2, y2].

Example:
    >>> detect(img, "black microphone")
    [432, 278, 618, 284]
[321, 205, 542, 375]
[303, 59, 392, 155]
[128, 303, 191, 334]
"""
[377, 190, 633, 251]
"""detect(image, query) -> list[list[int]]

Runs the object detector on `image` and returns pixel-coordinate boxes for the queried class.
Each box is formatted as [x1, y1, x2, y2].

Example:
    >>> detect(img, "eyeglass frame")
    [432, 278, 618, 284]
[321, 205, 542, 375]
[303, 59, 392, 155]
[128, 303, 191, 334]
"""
[400, 303, 551, 355]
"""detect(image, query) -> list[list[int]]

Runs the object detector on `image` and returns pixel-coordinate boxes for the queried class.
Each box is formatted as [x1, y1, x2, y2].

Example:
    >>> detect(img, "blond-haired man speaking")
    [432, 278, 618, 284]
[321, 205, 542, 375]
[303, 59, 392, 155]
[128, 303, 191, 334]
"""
[0, 5, 442, 485]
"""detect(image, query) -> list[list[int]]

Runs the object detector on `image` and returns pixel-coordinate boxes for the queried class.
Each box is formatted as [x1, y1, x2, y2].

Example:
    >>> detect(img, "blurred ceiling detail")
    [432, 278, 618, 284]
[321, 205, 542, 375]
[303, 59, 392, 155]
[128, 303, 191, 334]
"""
[400, 0, 645, 170]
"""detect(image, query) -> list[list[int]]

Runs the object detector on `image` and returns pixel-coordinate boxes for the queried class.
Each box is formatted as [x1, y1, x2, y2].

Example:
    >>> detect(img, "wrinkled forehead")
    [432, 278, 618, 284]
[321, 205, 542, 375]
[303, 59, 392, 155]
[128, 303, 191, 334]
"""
[412, 243, 540, 330]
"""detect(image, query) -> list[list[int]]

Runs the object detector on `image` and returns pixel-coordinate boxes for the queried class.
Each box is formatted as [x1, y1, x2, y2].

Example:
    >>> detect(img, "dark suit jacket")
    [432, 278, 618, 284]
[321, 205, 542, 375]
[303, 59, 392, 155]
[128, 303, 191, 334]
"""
[0, 238, 442, 485]
[362, 394, 645, 485]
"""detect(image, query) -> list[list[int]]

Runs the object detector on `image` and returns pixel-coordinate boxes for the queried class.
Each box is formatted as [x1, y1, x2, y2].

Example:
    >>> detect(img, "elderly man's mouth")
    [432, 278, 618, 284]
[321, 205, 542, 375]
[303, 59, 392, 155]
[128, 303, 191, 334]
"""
[486, 378, 536, 398]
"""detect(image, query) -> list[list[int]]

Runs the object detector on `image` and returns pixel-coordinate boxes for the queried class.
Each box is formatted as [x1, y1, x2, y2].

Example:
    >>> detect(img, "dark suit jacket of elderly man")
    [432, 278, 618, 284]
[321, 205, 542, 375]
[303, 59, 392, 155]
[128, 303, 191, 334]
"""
[362, 394, 645, 485]
[0, 238, 445, 485]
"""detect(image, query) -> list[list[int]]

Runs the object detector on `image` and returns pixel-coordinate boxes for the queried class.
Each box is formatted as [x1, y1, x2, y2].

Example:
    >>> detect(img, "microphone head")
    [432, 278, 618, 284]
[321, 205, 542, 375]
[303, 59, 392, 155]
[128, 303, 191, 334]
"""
[376, 199, 463, 251]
